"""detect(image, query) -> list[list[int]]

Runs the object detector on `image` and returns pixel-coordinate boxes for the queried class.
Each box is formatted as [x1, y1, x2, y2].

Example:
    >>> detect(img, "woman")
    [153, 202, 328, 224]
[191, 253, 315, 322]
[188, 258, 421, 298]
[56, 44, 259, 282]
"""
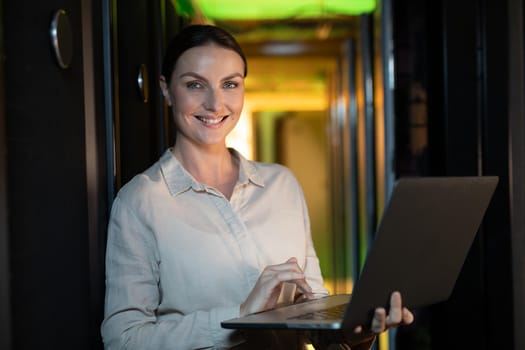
[101, 24, 413, 350]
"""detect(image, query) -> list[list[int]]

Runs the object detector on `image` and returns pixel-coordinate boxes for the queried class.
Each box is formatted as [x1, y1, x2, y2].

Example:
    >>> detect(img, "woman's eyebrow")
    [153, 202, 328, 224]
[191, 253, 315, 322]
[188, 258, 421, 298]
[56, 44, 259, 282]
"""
[179, 72, 244, 80]
[179, 72, 204, 79]
[222, 73, 244, 80]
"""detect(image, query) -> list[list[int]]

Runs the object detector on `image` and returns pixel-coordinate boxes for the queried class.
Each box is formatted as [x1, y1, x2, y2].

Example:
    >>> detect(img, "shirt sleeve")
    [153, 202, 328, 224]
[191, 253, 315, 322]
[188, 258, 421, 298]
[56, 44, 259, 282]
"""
[101, 197, 244, 350]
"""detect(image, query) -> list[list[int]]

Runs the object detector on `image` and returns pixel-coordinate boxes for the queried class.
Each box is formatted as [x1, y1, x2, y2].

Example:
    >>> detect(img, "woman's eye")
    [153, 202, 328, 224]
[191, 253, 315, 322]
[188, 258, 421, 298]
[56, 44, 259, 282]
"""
[223, 81, 238, 89]
[186, 81, 203, 89]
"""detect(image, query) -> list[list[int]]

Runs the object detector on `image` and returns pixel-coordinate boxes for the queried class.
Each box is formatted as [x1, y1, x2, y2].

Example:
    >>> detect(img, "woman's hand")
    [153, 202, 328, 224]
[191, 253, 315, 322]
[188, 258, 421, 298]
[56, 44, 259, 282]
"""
[357, 291, 414, 334]
[310, 291, 414, 350]
[240, 257, 314, 316]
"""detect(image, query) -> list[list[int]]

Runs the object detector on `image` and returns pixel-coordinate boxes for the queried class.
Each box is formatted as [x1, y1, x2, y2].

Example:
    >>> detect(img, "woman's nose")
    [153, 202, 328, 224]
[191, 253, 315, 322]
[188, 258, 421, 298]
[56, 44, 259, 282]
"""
[203, 88, 223, 112]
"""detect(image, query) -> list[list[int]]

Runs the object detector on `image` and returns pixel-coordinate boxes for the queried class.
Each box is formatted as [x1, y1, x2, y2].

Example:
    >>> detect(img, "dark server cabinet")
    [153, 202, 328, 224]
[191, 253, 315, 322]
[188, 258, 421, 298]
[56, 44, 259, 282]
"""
[3, 0, 93, 348]
[1, 0, 183, 348]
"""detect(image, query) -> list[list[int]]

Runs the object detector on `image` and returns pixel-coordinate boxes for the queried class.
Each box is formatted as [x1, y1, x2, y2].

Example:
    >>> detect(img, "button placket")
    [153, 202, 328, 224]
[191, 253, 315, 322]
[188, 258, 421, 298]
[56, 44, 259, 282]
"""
[208, 193, 260, 288]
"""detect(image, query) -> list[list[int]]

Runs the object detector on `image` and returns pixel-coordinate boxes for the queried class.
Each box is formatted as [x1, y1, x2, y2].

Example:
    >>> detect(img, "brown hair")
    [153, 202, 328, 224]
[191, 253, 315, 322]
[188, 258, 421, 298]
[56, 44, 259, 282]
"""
[161, 24, 247, 83]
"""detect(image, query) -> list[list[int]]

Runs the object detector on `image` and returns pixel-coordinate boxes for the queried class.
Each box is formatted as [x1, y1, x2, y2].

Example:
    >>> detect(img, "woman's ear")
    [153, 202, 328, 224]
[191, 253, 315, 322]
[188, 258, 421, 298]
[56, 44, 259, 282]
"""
[159, 76, 172, 106]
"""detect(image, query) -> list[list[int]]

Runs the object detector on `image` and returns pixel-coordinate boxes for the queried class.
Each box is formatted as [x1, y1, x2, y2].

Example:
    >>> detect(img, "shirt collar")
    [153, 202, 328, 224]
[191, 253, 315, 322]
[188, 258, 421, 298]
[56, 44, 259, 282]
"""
[159, 148, 264, 197]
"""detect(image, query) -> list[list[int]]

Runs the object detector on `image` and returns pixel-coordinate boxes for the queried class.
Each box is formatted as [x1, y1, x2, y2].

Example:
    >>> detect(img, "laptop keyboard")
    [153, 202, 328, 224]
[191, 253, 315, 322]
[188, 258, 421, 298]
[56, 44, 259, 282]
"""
[288, 303, 348, 320]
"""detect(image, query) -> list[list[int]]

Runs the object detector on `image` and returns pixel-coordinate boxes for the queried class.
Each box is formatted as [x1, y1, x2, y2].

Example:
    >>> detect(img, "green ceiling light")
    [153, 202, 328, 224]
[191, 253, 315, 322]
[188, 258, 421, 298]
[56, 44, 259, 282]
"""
[175, 0, 376, 21]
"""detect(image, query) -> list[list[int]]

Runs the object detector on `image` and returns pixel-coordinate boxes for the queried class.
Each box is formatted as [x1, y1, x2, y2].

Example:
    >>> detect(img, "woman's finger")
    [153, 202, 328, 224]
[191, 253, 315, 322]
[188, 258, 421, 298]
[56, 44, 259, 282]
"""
[370, 307, 387, 333]
[241, 257, 314, 315]
[402, 307, 414, 325]
[293, 277, 314, 298]
[266, 257, 303, 273]
[270, 258, 314, 297]
[385, 291, 403, 326]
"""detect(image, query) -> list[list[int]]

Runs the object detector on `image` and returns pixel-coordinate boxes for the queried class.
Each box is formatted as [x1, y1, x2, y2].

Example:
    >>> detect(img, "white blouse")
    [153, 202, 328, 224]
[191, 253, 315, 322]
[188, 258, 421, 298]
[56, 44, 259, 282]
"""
[101, 149, 328, 349]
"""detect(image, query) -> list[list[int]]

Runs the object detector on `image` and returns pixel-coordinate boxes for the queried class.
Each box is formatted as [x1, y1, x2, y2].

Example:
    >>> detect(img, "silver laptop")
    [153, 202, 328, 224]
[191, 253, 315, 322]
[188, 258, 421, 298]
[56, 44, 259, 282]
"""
[221, 176, 498, 332]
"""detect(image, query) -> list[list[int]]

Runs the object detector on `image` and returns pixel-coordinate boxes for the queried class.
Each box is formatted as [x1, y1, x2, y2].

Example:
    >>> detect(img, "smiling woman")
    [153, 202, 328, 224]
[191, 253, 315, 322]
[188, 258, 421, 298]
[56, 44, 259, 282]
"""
[101, 25, 330, 349]
[174, 0, 376, 20]
[100, 24, 413, 350]
[160, 44, 245, 157]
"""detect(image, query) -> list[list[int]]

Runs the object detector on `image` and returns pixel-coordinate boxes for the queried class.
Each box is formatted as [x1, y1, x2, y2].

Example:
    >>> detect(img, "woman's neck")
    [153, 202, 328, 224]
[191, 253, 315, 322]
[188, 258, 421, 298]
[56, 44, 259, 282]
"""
[172, 143, 239, 199]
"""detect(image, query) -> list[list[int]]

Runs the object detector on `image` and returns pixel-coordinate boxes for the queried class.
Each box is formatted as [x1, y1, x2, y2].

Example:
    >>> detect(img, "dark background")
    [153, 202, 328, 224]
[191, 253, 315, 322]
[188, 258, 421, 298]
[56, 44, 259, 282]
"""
[0, 0, 524, 349]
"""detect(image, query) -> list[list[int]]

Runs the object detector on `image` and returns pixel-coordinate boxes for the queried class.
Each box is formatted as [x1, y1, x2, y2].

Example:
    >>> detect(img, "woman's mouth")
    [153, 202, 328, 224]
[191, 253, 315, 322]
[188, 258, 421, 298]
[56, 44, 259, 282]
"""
[195, 115, 228, 125]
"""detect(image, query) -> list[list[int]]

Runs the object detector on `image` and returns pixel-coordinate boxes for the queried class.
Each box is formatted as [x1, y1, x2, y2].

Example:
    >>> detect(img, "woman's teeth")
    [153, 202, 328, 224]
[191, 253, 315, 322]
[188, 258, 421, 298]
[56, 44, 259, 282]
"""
[197, 116, 225, 125]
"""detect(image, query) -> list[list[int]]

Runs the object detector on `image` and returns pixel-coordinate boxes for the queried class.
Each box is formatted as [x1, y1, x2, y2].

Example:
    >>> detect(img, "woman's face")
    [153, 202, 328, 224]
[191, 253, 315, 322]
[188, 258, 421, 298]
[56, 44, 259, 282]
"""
[161, 44, 245, 148]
